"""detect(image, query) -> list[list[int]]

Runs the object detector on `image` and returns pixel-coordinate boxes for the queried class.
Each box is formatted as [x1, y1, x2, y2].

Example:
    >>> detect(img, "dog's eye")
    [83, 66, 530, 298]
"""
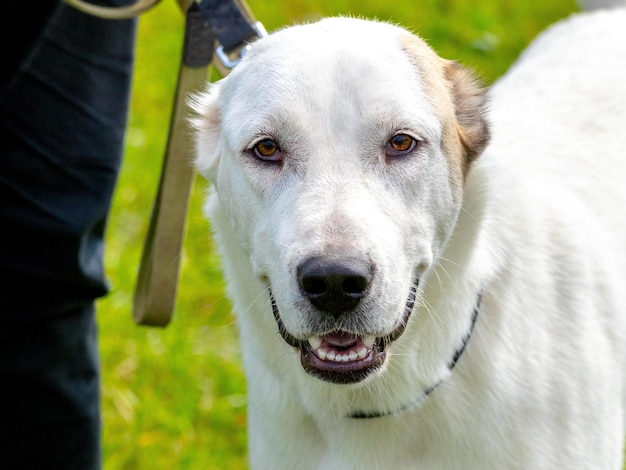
[252, 138, 282, 162]
[386, 133, 417, 157]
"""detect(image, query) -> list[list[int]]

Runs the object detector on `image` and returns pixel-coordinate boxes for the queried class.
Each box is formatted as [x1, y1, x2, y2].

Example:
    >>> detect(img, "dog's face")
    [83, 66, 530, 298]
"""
[194, 18, 488, 386]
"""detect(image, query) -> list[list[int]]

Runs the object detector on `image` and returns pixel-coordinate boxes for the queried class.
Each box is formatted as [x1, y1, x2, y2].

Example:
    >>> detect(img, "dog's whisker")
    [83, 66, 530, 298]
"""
[239, 285, 272, 317]
[431, 265, 446, 297]
[435, 255, 462, 270]
[421, 297, 445, 344]
[267, 235, 291, 249]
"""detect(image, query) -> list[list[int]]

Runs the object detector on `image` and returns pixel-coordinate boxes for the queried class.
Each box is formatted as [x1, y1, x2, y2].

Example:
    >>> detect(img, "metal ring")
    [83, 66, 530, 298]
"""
[64, 0, 162, 19]
[215, 21, 267, 69]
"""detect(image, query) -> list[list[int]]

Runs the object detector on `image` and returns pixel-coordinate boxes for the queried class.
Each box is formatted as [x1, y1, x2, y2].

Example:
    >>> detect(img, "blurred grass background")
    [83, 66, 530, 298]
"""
[99, 0, 580, 468]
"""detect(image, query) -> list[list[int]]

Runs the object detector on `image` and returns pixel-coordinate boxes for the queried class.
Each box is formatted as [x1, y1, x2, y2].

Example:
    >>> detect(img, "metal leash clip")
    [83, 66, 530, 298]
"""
[215, 21, 267, 69]
[195, 0, 267, 75]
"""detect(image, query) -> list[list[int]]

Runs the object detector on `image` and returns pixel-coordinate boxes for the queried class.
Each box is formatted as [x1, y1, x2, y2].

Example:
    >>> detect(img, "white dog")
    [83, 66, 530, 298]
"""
[192, 6, 626, 469]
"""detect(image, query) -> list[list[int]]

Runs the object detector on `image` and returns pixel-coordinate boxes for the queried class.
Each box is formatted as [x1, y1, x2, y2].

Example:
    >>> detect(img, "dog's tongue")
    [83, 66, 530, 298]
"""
[323, 331, 359, 348]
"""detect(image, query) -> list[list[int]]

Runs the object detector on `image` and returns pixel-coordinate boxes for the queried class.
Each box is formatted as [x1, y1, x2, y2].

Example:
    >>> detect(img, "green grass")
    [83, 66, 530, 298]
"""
[99, 0, 580, 468]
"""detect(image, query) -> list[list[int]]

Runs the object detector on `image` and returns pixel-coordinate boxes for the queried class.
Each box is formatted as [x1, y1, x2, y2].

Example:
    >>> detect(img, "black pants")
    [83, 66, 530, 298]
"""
[0, 2, 136, 468]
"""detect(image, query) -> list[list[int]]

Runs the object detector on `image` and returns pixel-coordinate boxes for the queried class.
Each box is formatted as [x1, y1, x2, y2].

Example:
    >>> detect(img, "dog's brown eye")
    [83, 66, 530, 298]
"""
[253, 138, 282, 162]
[386, 133, 417, 157]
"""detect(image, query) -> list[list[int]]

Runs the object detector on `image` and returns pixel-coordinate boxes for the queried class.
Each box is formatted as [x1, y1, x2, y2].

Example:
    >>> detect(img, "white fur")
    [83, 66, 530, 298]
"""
[193, 9, 626, 469]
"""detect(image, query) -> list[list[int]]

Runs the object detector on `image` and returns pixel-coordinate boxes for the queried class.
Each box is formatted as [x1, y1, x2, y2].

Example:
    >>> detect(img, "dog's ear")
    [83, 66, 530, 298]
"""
[189, 83, 222, 182]
[444, 60, 491, 165]
[400, 33, 490, 172]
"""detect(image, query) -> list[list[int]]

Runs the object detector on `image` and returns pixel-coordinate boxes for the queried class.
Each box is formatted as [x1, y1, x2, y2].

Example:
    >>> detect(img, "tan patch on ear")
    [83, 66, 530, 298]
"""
[399, 34, 490, 180]
[444, 61, 491, 168]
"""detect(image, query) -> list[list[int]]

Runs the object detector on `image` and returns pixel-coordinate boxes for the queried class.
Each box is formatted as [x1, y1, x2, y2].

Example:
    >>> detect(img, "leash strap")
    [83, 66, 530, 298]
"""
[133, 0, 263, 326]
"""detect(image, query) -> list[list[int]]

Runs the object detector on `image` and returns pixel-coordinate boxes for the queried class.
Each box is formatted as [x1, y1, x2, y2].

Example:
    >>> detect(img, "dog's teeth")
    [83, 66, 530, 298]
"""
[315, 345, 367, 363]
[308, 336, 322, 349]
[363, 335, 376, 348]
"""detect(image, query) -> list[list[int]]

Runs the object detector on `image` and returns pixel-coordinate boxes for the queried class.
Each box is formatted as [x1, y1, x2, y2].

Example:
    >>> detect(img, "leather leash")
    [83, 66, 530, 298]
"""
[66, 0, 265, 326]
[132, 0, 265, 326]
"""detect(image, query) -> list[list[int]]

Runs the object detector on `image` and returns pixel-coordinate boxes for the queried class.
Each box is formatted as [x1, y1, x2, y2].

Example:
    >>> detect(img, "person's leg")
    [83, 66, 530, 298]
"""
[0, 0, 58, 93]
[0, 2, 136, 468]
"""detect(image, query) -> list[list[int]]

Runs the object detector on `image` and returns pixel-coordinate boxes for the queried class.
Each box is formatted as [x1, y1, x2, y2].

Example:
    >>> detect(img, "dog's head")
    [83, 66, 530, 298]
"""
[193, 18, 489, 387]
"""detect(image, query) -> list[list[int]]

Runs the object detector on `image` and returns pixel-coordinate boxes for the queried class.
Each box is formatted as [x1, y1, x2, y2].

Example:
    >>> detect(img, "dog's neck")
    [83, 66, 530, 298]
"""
[348, 292, 483, 419]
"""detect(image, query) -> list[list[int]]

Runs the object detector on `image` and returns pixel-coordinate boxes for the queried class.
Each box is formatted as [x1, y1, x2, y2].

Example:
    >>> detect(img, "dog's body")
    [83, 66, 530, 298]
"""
[193, 7, 626, 469]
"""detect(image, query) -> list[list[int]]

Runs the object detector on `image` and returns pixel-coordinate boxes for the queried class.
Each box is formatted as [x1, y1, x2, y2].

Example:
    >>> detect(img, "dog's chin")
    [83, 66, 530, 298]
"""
[270, 282, 417, 385]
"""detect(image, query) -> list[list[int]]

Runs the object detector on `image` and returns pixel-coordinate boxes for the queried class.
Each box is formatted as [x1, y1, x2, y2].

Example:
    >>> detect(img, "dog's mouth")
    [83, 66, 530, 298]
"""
[270, 282, 417, 384]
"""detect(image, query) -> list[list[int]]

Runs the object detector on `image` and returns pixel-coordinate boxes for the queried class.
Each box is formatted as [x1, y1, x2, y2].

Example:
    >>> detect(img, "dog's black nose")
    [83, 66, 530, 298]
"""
[298, 257, 372, 316]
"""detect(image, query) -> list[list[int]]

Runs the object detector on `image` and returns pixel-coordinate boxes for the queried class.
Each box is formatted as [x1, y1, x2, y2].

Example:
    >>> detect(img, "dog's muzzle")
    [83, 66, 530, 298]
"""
[269, 257, 417, 384]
